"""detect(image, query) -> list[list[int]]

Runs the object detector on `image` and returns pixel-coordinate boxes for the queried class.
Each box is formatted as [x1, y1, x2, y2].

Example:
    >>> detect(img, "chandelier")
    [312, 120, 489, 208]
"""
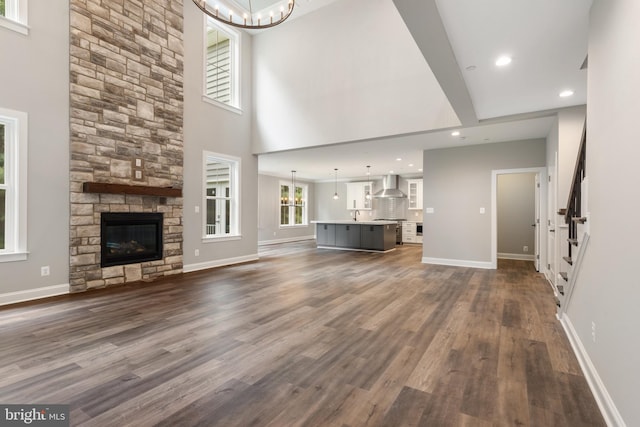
[192, 0, 295, 30]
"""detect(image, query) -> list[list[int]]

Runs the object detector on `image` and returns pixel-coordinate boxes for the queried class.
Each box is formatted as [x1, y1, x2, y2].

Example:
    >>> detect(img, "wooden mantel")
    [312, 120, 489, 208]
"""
[82, 182, 182, 198]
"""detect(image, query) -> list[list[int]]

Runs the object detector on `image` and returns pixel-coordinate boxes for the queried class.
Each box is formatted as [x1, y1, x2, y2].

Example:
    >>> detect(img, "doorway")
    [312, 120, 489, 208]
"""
[491, 167, 547, 271]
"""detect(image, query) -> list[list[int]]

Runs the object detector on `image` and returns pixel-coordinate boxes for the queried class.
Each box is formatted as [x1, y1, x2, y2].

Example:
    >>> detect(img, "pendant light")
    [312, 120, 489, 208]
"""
[333, 168, 339, 200]
[288, 170, 303, 206]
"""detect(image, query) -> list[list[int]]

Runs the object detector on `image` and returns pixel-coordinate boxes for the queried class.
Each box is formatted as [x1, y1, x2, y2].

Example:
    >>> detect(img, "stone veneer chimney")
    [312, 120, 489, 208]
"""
[69, 0, 184, 291]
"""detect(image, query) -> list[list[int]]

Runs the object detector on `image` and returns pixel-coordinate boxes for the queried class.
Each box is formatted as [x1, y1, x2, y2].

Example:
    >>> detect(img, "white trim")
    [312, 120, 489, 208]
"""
[559, 314, 627, 427]
[203, 16, 242, 111]
[0, 107, 28, 258]
[491, 167, 547, 270]
[183, 253, 258, 273]
[0, 284, 69, 307]
[560, 232, 590, 314]
[497, 252, 535, 261]
[0, 251, 28, 263]
[202, 151, 241, 239]
[259, 235, 315, 246]
[201, 95, 243, 115]
[0, 15, 29, 35]
[202, 234, 242, 243]
[421, 257, 493, 269]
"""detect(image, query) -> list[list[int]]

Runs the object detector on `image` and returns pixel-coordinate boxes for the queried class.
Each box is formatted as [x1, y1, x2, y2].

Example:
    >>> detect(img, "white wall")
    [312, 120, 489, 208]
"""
[422, 139, 546, 265]
[497, 173, 536, 257]
[258, 174, 316, 243]
[0, 3, 70, 300]
[251, 0, 459, 154]
[564, 1, 640, 425]
[182, 4, 259, 270]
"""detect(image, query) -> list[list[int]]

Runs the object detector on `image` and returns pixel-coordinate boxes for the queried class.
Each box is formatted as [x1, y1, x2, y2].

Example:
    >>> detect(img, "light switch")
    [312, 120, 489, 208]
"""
[480, 207, 485, 214]
[195, 205, 200, 213]
[426, 207, 434, 214]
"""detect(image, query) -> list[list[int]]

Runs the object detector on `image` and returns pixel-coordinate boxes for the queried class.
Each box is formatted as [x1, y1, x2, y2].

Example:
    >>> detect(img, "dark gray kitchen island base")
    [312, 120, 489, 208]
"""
[313, 221, 397, 252]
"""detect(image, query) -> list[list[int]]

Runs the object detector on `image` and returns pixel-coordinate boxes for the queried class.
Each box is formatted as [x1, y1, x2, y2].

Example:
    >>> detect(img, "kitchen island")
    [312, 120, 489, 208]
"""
[312, 220, 397, 252]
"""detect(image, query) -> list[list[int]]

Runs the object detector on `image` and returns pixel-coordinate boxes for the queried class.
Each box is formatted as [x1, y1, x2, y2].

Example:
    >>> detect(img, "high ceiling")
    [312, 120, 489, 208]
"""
[258, 0, 592, 181]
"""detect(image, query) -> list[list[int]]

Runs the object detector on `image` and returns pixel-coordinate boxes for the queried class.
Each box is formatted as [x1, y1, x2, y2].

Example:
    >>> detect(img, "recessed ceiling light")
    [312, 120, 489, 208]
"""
[389, 170, 394, 174]
[451, 131, 460, 136]
[396, 158, 402, 161]
[495, 55, 512, 67]
[418, 168, 423, 172]
[559, 90, 574, 97]
[408, 163, 414, 167]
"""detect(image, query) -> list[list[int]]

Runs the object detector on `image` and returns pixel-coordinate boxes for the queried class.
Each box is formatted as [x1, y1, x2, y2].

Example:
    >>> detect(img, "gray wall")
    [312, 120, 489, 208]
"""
[0, 3, 70, 296]
[567, 0, 640, 424]
[182, 3, 259, 269]
[497, 173, 535, 257]
[422, 139, 546, 264]
[251, 0, 459, 154]
[258, 174, 316, 243]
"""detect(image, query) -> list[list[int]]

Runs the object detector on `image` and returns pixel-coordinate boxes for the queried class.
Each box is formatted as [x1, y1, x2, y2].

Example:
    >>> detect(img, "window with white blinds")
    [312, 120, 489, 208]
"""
[205, 20, 239, 109]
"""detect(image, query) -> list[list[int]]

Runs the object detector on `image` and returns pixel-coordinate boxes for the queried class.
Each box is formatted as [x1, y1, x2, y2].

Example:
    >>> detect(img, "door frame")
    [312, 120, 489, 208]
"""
[491, 167, 548, 270]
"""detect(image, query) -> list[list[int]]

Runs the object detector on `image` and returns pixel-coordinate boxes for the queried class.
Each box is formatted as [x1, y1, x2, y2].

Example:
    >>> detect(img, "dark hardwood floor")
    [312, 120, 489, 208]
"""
[0, 242, 605, 426]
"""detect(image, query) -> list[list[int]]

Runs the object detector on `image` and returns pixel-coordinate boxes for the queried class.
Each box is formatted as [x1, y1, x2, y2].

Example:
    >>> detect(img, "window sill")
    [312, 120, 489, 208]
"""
[0, 251, 29, 263]
[202, 234, 242, 243]
[279, 224, 310, 229]
[0, 16, 29, 35]
[202, 95, 242, 115]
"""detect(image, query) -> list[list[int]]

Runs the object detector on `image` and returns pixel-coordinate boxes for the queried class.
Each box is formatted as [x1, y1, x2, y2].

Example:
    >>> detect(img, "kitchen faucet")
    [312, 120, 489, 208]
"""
[354, 210, 360, 221]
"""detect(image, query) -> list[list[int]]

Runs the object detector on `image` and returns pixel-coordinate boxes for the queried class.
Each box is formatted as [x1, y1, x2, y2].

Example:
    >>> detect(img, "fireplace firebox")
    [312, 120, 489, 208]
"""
[101, 213, 163, 267]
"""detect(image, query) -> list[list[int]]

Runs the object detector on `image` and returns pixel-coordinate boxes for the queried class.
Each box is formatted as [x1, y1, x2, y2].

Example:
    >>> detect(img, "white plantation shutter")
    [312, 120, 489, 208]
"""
[206, 37, 231, 104]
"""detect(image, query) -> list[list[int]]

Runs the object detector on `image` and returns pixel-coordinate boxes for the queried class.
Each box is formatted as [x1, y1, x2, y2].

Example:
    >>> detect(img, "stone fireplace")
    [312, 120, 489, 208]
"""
[69, 0, 184, 292]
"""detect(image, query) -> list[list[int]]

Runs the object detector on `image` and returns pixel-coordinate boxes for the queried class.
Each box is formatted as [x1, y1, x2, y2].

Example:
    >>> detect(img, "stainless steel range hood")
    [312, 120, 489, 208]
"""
[373, 174, 406, 198]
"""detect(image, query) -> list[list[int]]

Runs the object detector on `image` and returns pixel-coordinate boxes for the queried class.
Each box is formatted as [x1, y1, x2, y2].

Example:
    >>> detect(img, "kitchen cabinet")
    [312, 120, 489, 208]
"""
[335, 224, 361, 248]
[360, 224, 395, 251]
[407, 179, 423, 210]
[346, 182, 373, 210]
[316, 223, 335, 246]
[313, 221, 395, 252]
[402, 221, 423, 244]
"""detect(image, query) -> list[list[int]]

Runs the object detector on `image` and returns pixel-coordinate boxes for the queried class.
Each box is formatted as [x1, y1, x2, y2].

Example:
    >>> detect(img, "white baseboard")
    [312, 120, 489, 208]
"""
[183, 253, 259, 273]
[258, 235, 315, 246]
[497, 252, 535, 261]
[0, 284, 69, 307]
[421, 257, 493, 269]
[559, 314, 626, 427]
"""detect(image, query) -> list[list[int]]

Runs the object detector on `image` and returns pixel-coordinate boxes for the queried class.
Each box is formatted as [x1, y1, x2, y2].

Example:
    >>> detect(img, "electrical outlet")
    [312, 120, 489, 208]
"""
[195, 205, 200, 213]
[194, 249, 199, 257]
[592, 321, 596, 342]
[523, 246, 529, 252]
[479, 207, 485, 214]
[41, 266, 50, 276]
[426, 207, 434, 214]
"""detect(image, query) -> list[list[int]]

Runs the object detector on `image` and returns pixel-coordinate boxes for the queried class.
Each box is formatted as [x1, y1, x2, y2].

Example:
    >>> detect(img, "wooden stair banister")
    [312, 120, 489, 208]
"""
[558, 120, 587, 313]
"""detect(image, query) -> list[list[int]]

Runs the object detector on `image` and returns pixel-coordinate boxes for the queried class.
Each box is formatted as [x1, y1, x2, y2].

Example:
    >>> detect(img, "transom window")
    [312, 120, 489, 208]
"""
[204, 152, 240, 239]
[280, 181, 307, 227]
[204, 18, 240, 111]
